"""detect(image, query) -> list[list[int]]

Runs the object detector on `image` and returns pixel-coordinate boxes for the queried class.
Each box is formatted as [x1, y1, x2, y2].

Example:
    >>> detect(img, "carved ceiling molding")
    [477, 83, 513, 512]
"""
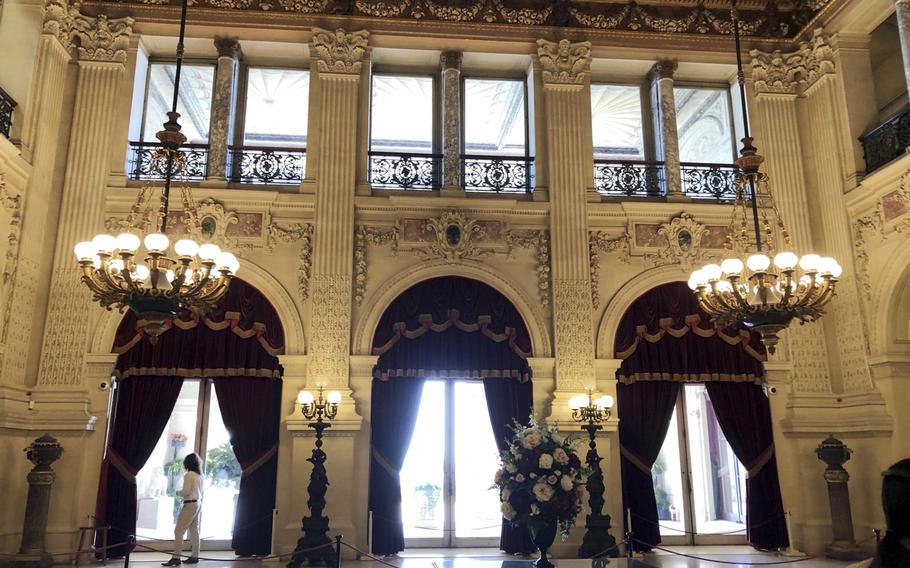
[311, 27, 369, 74]
[83, 0, 833, 40]
[537, 38, 591, 85]
[44, 0, 133, 62]
[750, 28, 835, 95]
[353, 210, 551, 307]
[853, 175, 910, 299]
[589, 231, 631, 308]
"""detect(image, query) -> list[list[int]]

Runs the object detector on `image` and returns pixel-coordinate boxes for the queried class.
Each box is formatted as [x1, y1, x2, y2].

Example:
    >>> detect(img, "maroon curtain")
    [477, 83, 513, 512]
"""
[372, 277, 532, 381]
[615, 282, 765, 383]
[617, 381, 680, 551]
[368, 377, 426, 555]
[213, 377, 283, 556]
[94, 376, 184, 556]
[705, 382, 788, 550]
[483, 377, 535, 554]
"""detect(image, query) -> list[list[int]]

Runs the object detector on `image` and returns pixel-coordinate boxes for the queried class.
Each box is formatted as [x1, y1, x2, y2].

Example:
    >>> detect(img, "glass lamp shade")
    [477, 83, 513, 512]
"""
[595, 395, 614, 410]
[92, 234, 117, 254]
[216, 252, 240, 275]
[174, 239, 200, 257]
[198, 243, 221, 262]
[799, 254, 821, 272]
[74, 241, 96, 260]
[773, 252, 798, 270]
[701, 263, 723, 281]
[327, 390, 342, 405]
[818, 257, 842, 277]
[143, 233, 170, 253]
[720, 258, 744, 275]
[568, 395, 589, 410]
[687, 269, 705, 290]
[132, 263, 151, 281]
[746, 254, 771, 272]
[116, 233, 141, 253]
[297, 390, 315, 405]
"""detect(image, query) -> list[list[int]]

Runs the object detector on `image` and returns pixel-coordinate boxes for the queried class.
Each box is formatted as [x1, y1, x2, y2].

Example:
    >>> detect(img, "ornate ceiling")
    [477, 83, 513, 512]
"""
[89, 0, 837, 40]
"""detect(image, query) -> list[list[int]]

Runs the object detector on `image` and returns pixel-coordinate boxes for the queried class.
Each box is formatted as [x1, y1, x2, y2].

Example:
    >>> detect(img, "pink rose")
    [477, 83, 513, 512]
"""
[553, 448, 570, 465]
[547, 475, 558, 485]
[515, 473, 526, 483]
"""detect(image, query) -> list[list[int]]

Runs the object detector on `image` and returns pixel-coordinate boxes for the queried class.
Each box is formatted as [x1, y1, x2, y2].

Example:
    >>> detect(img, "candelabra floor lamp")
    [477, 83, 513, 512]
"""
[570, 391, 619, 559]
[289, 387, 342, 567]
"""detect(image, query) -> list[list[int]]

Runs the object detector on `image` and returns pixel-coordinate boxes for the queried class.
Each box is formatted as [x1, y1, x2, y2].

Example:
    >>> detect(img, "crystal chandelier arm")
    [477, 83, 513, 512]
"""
[779, 271, 795, 307]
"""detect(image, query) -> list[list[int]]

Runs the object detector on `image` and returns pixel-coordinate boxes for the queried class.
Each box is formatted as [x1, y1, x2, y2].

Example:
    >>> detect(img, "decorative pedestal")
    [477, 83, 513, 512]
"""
[4, 434, 64, 568]
[578, 425, 619, 558]
[815, 436, 867, 561]
[288, 420, 336, 567]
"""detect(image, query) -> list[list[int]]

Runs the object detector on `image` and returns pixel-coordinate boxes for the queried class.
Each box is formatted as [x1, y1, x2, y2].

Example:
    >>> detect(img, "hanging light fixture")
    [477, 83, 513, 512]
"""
[74, 0, 238, 343]
[688, 0, 841, 354]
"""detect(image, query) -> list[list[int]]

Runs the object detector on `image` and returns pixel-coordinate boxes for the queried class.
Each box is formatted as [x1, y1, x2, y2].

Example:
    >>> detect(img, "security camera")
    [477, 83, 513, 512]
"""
[765, 384, 779, 396]
[99, 380, 111, 391]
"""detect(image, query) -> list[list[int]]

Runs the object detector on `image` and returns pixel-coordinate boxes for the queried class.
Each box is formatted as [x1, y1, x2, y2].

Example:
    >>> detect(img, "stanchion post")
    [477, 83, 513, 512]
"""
[625, 508, 633, 558]
[334, 535, 342, 568]
[873, 528, 881, 546]
[123, 535, 135, 568]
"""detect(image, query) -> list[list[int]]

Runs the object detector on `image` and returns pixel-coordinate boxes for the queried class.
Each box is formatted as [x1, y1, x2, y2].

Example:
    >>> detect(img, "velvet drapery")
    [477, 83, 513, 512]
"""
[616, 381, 681, 551]
[368, 377, 426, 555]
[483, 377, 535, 554]
[213, 377, 283, 556]
[705, 382, 788, 550]
[95, 376, 185, 557]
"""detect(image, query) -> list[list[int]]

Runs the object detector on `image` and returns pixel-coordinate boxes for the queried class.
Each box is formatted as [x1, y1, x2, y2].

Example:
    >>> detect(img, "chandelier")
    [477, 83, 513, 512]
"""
[687, 0, 841, 354]
[74, 0, 238, 342]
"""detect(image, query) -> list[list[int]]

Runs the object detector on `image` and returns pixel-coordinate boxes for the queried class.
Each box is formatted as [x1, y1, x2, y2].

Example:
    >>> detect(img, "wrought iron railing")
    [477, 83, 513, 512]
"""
[0, 87, 16, 139]
[594, 160, 665, 197]
[229, 145, 306, 184]
[128, 141, 209, 181]
[860, 106, 910, 175]
[368, 151, 441, 190]
[461, 155, 534, 194]
[680, 162, 739, 201]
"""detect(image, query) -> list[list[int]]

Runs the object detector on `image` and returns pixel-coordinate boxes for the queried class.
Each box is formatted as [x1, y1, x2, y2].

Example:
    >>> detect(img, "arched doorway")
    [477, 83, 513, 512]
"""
[613, 282, 787, 551]
[95, 279, 285, 557]
[368, 276, 534, 554]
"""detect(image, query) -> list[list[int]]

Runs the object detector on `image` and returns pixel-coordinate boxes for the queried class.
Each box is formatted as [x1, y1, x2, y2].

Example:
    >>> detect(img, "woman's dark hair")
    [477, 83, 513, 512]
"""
[871, 458, 910, 568]
[183, 453, 202, 475]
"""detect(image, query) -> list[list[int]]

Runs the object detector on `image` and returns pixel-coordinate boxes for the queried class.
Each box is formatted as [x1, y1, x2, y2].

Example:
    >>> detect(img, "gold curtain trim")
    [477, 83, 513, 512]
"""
[107, 448, 138, 484]
[618, 372, 763, 385]
[113, 316, 284, 356]
[620, 445, 652, 476]
[374, 367, 529, 382]
[747, 444, 775, 479]
[614, 314, 765, 363]
[372, 316, 530, 359]
[241, 444, 278, 478]
[371, 447, 399, 479]
[113, 367, 281, 380]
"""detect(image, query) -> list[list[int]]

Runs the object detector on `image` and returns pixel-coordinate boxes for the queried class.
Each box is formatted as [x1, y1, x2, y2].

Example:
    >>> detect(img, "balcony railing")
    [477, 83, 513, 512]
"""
[462, 155, 534, 194]
[0, 87, 16, 139]
[681, 162, 739, 201]
[229, 145, 306, 185]
[128, 142, 209, 181]
[860, 106, 910, 175]
[594, 160, 665, 197]
[368, 151, 441, 190]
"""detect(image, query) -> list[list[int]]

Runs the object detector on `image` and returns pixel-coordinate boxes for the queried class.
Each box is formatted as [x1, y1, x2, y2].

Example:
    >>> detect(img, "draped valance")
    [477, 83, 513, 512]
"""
[112, 278, 285, 379]
[371, 277, 532, 382]
[614, 282, 766, 384]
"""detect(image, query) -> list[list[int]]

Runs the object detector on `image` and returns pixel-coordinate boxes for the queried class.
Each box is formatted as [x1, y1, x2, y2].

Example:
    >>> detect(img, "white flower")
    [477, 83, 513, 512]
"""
[511, 446, 522, 457]
[539, 453, 554, 469]
[502, 488, 512, 501]
[552, 432, 565, 444]
[521, 430, 543, 449]
[553, 448, 569, 465]
[501, 501, 517, 521]
[505, 462, 518, 473]
[530, 504, 540, 516]
[560, 475, 574, 491]
[533, 483, 555, 502]
[494, 469, 504, 484]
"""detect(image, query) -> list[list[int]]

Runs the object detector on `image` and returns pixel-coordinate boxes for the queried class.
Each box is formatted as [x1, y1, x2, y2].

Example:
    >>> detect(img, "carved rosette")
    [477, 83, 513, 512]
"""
[588, 231, 631, 308]
[354, 225, 398, 305]
[311, 28, 369, 75]
[536, 38, 591, 85]
[506, 230, 551, 308]
[750, 29, 835, 95]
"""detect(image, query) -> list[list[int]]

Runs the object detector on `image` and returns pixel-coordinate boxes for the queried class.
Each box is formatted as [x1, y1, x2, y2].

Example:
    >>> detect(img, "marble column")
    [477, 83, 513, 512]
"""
[815, 437, 866, 561]
[536, 39, 595, 409]
[0, 0, 73, 387]
[307, 28, 368, 390]
[649, 59, 683, 198]
[440, 51, 462, 193]
[895, 0, 910, 99]
[206, 36, 241, 184]
[36, 12, 133, 388]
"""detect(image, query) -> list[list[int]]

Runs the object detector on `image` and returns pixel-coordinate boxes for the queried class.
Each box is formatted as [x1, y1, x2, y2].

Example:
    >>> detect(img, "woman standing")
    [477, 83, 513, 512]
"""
[162, 454, 203, 566]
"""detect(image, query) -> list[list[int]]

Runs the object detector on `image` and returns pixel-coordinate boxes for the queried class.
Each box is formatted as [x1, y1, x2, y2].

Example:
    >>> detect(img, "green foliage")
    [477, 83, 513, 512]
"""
[414, 483, 442, 509]
[206, 442, 241, 487]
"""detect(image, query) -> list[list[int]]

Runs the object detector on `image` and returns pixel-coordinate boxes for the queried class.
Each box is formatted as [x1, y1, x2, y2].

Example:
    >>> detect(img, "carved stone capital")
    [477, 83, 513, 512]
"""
[649, 58, 678, 81]
[42, 0, 77, 50]
[311, 28, 369, 75]
[750, 28, 835, 94]
[440, 50, 462, 71]
[536, 38, 591, 85]
[214, 36, 242, 59]
[71, 12, 134, 62]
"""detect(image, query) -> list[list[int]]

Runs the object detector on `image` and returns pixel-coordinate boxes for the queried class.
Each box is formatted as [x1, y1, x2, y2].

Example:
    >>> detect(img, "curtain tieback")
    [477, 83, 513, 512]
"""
[241, 444, 278, 478]
[746, 444, 775, 479]
[371, 448, 399, 479]
[107, 448, 139, 484]
[620, 445, 652, 476]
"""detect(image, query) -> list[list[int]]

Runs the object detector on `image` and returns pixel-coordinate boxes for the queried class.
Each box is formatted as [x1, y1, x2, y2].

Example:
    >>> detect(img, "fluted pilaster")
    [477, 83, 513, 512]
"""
[307, 28, 368, 388]
[895, 0, 910, 99]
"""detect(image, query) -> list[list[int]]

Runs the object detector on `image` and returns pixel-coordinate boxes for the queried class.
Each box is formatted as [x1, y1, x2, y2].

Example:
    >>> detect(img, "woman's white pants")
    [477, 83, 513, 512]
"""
[172, 502, 201, 559]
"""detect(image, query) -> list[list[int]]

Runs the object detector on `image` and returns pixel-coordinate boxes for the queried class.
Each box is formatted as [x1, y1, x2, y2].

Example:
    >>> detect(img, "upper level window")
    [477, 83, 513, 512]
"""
[142, 62, 214, 144]
[370, 74, 434, 153]
[463, 78, 527, 156]
[241, 68, 310, 148]
[674, 86, 736, 164]
[591, 84, 645, 160]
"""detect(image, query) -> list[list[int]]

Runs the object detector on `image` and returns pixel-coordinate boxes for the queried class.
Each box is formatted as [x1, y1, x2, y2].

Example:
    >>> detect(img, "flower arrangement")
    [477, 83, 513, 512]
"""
[493, 419, 590, 538]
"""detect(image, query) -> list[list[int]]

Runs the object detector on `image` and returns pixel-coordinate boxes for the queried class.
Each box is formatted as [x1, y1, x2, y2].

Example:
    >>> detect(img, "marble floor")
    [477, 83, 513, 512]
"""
[112, 547, 861, 568]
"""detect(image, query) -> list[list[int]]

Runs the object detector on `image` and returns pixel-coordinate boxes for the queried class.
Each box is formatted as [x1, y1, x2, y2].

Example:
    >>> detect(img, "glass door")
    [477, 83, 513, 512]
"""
[134, 379, 242, 550]
[400, 380, 501, 548]
[652, 384, 747, 545]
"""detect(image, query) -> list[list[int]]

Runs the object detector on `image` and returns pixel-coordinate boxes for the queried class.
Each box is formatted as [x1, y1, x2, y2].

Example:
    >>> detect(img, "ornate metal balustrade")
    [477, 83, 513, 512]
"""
[594, 160, 665, 197]
[128, 141, 209, 181]
[0, 87, 16, 139]
[229, 146, 306, 184]
[461, 155, 534, 194]
[860, 106, 910, 175]
[680, 162, 739, 201]
[368, 152, 441, 190]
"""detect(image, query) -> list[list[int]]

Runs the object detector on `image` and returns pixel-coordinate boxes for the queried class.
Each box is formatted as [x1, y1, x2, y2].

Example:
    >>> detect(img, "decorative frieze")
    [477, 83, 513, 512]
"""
[750, 29, 835, 94]
[506, 229, 551, 308]
[311, 28, 369, 75]
[552, 279, 595, 390]
[307, 274, 353, 386]
[588, 231, 630, 308]
[853, 175, 910, 298]
[269, 222, 315, 302]
[42, 0, 133, 61]
[353, 225, 397, 305]
[0, 177, 22, 344]
[536, 39, 591, 85]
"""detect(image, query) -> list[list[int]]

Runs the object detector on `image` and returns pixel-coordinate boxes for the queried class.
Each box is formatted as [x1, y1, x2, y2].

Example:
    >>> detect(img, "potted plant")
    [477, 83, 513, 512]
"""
[414, 483, 441, 520]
